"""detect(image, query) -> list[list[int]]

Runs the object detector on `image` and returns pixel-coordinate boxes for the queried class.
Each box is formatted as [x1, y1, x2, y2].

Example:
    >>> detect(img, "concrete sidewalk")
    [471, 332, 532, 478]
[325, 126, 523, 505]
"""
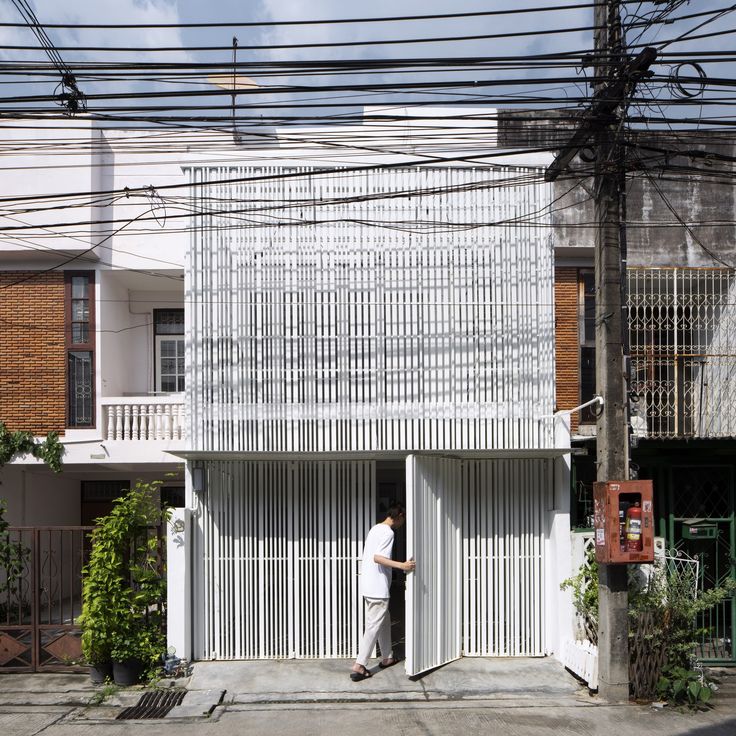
[189, 657, 586, 705]
[2, 660, 736, 735]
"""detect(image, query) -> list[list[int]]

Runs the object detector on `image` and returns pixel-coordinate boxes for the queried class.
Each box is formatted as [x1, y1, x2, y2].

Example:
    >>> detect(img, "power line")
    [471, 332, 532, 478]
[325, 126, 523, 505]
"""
[0, 2, 602, 29]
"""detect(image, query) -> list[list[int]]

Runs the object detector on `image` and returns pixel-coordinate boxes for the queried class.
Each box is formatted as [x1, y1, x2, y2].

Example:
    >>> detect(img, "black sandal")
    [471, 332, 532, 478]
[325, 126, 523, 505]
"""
[350, 666, 372, 681]
[379, 658, 401, 669]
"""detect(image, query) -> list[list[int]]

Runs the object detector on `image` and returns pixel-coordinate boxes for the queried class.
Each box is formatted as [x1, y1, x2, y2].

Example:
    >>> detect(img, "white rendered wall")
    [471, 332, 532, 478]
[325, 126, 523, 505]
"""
[0, 119, 96, 256]
[99, 272, 144, 397]
[98, 272, 184, 398]
[188, 165, 555, 453]
[0, 465, 81, 526]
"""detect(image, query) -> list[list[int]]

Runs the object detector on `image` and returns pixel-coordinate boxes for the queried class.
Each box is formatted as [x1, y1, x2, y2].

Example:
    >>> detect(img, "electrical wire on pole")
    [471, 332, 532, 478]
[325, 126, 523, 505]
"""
[8, 0, 85, 114]
[546, 0, 657, 704]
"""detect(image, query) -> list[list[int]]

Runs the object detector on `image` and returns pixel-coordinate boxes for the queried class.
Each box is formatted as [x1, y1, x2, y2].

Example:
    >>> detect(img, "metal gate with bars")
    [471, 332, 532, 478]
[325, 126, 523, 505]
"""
[0, 527, 92, 672]
[668, 465, 735, 664]
[193, 458, 549, 667]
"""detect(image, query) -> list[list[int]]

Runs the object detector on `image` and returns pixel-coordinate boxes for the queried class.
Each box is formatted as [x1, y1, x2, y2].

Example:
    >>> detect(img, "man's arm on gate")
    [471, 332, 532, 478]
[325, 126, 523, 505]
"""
[374, 555, 415, 572]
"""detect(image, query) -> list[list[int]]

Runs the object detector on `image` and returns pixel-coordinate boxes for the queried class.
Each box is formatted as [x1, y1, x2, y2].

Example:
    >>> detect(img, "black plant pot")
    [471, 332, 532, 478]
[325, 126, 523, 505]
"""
[89, 661, 113, 684]
[112, 659, 145, 686]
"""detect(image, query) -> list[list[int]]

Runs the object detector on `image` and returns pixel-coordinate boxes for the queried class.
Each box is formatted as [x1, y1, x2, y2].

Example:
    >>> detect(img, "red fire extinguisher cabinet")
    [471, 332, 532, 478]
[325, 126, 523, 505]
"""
[593, 479, 655, 564]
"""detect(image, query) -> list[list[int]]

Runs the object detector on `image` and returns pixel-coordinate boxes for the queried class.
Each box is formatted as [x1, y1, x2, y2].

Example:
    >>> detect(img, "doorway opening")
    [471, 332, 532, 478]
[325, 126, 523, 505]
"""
[376, 460, 407, 661]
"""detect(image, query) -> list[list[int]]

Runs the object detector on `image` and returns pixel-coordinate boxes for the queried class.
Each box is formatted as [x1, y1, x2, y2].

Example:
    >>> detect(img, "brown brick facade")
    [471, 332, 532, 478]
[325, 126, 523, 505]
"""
[554, 267, 581, 433]
[0, 271, 66, 435]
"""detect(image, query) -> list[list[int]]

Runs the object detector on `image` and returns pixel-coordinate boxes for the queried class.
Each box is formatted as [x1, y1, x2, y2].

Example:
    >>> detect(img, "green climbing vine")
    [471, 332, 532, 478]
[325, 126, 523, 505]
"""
[0, 422, 64, 473]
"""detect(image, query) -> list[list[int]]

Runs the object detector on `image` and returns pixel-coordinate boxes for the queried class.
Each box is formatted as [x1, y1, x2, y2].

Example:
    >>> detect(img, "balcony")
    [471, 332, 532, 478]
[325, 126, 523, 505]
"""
[101, 395, 185, 442]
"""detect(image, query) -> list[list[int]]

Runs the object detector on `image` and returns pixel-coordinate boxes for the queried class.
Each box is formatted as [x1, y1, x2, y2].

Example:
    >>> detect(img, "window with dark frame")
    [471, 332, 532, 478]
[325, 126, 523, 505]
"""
[161, 486, 185, 508]
[66, 272, 95, 427]
[579, 270, 596, 424]
[81, 480, 130, 502]
[154, 309, 185, 393]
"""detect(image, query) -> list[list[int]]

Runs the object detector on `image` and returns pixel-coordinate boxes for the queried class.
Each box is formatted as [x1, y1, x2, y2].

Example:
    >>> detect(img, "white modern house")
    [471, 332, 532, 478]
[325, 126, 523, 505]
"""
[166, 109, 575, 677]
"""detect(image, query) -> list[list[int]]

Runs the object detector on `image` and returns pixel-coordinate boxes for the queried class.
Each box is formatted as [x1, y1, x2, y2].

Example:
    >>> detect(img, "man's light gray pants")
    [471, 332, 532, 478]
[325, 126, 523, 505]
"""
[356, 597, 393, 666]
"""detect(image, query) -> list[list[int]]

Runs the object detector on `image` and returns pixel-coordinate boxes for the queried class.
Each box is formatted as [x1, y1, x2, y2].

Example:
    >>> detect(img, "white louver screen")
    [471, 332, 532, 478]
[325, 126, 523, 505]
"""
[193, 460, 375, 660]
[187, 166, 555, 454]
[461, 459, 547, 657]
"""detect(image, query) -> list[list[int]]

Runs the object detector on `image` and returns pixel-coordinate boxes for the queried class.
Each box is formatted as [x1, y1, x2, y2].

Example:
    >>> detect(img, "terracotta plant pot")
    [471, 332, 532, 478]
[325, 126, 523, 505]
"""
[112, 659, 145, 686]
[89, 661, 113, 684]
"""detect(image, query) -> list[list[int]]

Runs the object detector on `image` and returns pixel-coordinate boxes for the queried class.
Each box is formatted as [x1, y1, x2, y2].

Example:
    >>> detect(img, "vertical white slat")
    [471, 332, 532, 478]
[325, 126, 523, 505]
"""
[479, 459, 488, 656]
[286, 462, 296, 658]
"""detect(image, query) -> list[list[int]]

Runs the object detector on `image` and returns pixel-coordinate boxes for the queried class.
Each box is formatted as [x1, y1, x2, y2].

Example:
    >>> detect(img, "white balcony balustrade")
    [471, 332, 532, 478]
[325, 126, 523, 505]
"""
[101, 396, 185, 441]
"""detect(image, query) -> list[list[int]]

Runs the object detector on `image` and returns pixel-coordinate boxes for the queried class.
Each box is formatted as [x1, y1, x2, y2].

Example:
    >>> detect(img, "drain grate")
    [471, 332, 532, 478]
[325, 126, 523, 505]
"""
[116, 690, 186, 720]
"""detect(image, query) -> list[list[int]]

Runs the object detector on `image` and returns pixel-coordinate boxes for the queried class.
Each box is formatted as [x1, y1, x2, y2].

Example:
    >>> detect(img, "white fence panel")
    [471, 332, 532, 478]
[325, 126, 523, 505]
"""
[193, 459, 375, 660]
[462, 458, 548, 657]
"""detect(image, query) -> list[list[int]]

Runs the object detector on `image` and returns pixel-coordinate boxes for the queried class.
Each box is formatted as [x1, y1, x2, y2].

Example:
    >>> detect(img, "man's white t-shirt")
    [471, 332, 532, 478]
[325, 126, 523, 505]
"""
[360, 522, 395, 599]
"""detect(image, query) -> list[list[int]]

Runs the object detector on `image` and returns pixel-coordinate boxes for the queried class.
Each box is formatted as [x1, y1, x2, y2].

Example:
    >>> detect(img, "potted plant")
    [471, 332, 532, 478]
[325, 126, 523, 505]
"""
[110, 622, 166, 686]
[80, 480, 169, 685]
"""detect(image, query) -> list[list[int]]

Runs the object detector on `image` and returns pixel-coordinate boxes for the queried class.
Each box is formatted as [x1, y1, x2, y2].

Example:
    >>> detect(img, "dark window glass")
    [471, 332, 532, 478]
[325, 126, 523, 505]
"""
[161, 486, 185, 508]
[581, 271, 595, 345]
[70, 275, 90, 347]
[155, 309, 184, 335]
[71, 276, 88, 299]
[161, 376, 177, 392]
[580, 346, 596, 423]
[81, 480, 130, 502]
[68, 351, 93, 426]
[579, 270, 596, 424]
[72, 323, 89, 344]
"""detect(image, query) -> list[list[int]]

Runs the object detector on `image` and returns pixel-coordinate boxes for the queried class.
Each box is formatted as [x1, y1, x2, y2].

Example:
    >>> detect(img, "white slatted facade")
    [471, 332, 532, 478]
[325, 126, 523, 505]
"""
[187, 166, 554, 454]
[461, 458, 548, 657]
[185, 161, 561, 664]
[192, 460, 375, 660]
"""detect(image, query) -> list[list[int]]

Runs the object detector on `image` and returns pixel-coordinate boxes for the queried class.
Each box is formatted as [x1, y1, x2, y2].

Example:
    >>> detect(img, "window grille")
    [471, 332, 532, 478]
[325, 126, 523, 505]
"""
[627, 268, 736, 439]
[65, 271, 95, 427]
[68, 351, 93, 427]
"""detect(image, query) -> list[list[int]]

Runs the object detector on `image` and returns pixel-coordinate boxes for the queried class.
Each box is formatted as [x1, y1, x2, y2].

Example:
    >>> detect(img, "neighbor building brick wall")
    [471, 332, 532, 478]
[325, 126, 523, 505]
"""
[0, 271, 66, 435]
[554, 267, 580, 433]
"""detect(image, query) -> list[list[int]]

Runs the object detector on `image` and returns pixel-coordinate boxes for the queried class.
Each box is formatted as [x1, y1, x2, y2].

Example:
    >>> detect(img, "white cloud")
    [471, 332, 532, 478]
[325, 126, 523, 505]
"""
[0, 0, 190, 110]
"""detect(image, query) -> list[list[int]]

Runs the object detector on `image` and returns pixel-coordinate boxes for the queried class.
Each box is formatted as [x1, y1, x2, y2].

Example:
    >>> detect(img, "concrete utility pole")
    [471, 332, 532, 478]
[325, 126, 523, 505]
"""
[546, 0, 656, 704]
[592, 0, 630, 704]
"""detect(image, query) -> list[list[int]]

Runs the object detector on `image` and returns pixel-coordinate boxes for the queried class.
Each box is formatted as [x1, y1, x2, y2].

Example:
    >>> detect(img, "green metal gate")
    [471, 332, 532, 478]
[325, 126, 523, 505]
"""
[668, 466, 736, 665]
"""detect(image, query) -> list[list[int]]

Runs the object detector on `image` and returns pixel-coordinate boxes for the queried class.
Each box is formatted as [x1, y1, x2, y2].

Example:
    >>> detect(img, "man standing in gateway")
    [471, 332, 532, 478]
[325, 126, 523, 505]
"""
[350, 502, 416, 682]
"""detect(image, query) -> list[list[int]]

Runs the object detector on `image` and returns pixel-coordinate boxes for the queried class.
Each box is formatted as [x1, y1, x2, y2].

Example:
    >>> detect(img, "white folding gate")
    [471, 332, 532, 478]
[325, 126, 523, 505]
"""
[405, 455, 462, 676]
[193, 460, 375, 660]
[406, 456, 548, 676]
[193, 456, 548, 666]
